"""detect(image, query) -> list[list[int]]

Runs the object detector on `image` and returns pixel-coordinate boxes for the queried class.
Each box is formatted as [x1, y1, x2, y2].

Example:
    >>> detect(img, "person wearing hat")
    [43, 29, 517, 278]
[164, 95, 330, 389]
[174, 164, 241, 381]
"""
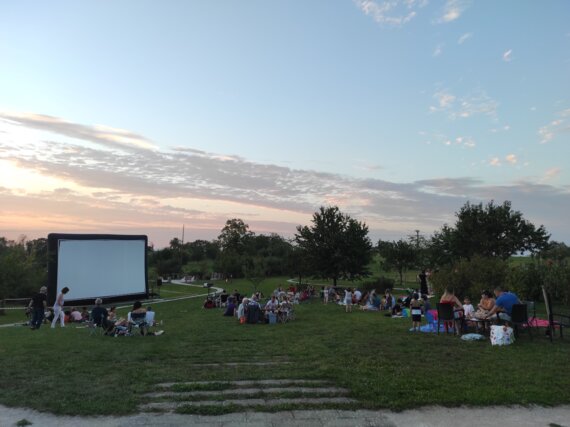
[28, 286, 48, 330]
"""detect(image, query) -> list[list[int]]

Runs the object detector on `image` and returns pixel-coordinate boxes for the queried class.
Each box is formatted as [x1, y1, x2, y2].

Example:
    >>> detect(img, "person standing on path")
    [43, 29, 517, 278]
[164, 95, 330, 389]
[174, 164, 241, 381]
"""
[28, 286, 48, 330]
[51, 287, 69, 328]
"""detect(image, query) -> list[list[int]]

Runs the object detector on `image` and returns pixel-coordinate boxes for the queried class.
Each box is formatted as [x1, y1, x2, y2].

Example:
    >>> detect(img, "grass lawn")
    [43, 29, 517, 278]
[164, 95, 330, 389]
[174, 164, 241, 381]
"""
[0, 276, 568, 416]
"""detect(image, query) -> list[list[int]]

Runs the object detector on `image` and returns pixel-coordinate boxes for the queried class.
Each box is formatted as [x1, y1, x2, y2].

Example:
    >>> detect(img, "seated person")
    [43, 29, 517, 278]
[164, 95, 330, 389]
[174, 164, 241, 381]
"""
[362, 291, 381, 311]
[264, 295, 279, 313]
[203, 297, 215, 309]
[128, 301, 164, 336]
[44, 308, 54, 324]
[107, 306, 117, 323]
[90, 298, 113, 333]
[223, 297, 236, 317]
[236, 297, 248, 322]
[219, 289, 229, 307]
[474, 290, 495, 319]
[80, 307, 90, 322]
[462, 297, 475, 318]
[145, 306, 156, 326]
[485, 286, 520, 322]
[353, 289, 362, 304]
[70, 307, 83, 323]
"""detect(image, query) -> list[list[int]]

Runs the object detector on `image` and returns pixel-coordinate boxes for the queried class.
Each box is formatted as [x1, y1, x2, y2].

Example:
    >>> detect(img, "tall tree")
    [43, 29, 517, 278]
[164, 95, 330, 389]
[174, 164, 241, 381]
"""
[378, 239, 418, 286]
[217, 218, 252, 255]
[430, 200, 550, 263]
[295, 206, 372, 286]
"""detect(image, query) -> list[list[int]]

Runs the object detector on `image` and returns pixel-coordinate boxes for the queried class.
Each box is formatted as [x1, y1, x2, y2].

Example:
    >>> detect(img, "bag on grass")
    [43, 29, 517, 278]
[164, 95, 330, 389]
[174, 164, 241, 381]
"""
[490, 325, 514, 346]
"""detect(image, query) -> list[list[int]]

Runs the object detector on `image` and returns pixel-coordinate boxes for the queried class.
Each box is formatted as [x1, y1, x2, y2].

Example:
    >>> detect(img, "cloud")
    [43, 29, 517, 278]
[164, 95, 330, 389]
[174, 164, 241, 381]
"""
[505, 154, 517, 165]
[502, 49, 513, 62]
[457, 32, 472, 44]
[542, 167, 561, 182]
[433, 43, 444, 57]
[0, 111, 158, 152]
[432, 90, 456, 110]
[353, 0, 427, 26]
[1, 111, 570, 245]
[538, 108, 570, 144]
[430, 89, 498, 120]
[489, 157, 501, 167]
[437, 0, 470, 23]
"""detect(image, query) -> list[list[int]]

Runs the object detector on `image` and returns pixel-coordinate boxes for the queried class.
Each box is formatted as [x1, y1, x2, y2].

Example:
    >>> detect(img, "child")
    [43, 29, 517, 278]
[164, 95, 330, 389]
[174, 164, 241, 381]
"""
[344, 288, 353, 313]
[463, 297, 475, 318]
[410, 293, 423, 332]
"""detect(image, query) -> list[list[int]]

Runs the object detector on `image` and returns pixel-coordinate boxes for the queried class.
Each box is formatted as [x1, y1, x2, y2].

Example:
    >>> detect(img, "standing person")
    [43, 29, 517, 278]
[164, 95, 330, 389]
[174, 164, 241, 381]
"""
[418, 269, 428, 296]
[51, 287, 70, 328]
[28, 286, 48, 330]
[323, 286, 329, 304]
[344, 288, 353, 313]
[410, 293, 423, 332]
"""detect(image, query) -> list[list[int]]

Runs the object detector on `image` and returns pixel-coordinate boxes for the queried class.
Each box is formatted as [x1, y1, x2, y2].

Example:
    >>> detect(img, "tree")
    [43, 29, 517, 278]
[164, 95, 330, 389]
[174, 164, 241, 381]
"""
[294, 206, 373, 286]
[430, 200, 550, 263]
[217, 218, 252, 254]
[378, 239, 418, 286]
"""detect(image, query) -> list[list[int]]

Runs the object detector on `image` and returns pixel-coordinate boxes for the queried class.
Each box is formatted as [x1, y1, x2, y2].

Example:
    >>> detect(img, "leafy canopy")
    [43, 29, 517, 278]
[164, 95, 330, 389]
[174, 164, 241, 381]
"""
[295, 206, 373, 286]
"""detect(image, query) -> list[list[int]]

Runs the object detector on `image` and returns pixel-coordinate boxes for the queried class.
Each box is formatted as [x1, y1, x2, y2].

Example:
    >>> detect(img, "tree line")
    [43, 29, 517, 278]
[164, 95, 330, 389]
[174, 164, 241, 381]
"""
[1, 201, 569, 305]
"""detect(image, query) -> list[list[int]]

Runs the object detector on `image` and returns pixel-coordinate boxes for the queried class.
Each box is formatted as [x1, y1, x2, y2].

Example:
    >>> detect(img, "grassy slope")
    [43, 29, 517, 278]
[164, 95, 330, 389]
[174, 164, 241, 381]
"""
[0, 277, 568, 416]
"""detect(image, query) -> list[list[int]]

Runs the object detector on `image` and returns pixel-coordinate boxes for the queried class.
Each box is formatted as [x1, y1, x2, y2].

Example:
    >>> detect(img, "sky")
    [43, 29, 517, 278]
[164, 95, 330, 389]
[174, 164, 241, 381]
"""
[0, 0, 569, 248]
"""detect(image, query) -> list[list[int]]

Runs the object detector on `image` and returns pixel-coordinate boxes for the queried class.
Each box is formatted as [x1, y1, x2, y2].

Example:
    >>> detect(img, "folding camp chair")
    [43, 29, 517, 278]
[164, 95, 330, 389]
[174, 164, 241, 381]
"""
[510, 303, 532, 340]
[129, 312, 149, 336]
[542, 286, 570, 342]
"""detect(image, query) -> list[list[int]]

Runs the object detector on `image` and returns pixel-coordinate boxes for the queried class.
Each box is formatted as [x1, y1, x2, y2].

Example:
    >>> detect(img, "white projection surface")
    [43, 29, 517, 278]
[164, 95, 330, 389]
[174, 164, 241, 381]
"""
[57, 239, 146, 300]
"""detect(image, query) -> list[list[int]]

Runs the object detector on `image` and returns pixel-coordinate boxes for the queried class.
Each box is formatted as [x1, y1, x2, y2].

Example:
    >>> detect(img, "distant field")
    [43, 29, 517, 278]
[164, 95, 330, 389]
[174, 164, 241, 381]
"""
[0, 276, 568, 417]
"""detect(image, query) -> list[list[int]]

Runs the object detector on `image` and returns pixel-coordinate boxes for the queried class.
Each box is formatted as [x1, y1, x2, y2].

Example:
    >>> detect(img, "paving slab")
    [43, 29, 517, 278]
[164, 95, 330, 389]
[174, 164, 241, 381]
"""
[156, 379, 327, 388]
[2, 404, 569, 427]
[145, 386, 348, 398]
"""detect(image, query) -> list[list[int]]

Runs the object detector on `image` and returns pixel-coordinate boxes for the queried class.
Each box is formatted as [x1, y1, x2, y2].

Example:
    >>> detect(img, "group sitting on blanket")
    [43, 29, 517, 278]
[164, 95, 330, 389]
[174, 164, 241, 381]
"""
[231, 293, 294, 324]
[90, 299, 164, 336]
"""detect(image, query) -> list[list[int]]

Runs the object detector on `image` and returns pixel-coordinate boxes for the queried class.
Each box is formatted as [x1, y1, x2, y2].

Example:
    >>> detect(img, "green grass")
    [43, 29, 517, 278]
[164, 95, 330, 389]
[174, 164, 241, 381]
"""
[0, 276, 568, 416]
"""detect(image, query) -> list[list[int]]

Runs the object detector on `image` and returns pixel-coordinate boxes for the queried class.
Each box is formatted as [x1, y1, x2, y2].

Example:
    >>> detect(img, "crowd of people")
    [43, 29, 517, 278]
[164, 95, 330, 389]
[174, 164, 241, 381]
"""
[206, 287, 298, 324]
[27, 286, 163, 336]
[323, 279, 522, 336]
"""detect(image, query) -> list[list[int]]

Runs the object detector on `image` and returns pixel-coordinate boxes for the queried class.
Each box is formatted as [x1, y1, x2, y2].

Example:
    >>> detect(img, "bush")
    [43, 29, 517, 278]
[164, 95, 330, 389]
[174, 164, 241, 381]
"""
[359, 276, 396, 294]
[429, 256, 508, 301]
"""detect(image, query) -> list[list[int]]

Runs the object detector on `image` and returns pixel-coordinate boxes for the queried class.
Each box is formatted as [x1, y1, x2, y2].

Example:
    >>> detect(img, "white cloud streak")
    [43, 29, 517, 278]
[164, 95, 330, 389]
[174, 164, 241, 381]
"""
[502, 49, 513, 62]
[437, 0, 470, 23]
[1, 111, 569, 243]
[538, 108, 570, 144]
[457, 32, 472, 44]
[353, 0, 427, 26]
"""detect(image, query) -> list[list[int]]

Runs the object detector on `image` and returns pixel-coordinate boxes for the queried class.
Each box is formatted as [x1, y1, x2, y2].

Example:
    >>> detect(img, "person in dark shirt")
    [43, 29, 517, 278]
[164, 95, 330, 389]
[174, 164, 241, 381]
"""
[28, 286, 48, 330]
[90, 298, 110, 331]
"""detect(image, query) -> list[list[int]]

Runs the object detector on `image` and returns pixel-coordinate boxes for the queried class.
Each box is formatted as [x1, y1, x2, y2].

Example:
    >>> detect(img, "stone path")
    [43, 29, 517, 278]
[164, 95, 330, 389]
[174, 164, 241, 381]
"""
[140, 378, 357, 413]
[2, 404, 570, 427]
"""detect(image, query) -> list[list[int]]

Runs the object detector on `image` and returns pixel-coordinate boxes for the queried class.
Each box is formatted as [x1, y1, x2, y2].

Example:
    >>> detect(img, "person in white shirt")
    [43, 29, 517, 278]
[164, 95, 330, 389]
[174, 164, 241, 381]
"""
[354, 289, 362, 303]
[51, 286, 70, 328]
[265, 296, 279, 313]
[344, 288, 353, 313]
[145, 306, 156, 326]
[462, 297, 475, 318]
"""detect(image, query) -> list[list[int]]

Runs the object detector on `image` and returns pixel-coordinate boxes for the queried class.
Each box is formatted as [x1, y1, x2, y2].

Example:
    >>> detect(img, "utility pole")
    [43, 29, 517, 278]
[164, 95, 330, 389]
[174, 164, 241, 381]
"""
[415, 229, 420, 248]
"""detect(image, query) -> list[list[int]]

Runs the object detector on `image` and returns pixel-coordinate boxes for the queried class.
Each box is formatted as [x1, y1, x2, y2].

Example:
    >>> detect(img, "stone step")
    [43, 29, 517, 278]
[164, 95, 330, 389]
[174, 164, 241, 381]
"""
[141, 397, 358, 411]
[145, 386, 349, 399]
[156, 379, 328, 388]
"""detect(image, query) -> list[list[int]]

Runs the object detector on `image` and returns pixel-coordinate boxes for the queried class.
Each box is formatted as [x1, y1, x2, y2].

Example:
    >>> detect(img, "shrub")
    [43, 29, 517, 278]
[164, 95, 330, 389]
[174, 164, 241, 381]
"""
[359, 276, 396, 294]
[429, 256, 508, 301]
